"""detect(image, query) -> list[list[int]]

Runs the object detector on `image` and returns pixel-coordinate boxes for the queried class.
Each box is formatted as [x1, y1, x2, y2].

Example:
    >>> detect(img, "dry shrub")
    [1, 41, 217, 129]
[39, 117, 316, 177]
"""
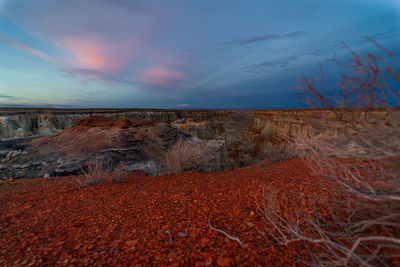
[74, 156, 128, 188]
[260, 37, 400, 266]
[158, 137, 214, 174]
[145, 135, 215, 175]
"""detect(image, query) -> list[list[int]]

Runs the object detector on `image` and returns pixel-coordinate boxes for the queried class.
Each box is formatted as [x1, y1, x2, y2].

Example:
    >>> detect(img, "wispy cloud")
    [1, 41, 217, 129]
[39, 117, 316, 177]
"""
[139, 66, 189, 86]
[0, 0, 159, 85]
[0, 34, 54, 63]
[371, 27, 400, 40]
[222, 31, 305, 46]
[0, 33, 135, 85]
[174, 103, 190, 107]
[247, 56, 299, 74]
[0, 94, 15, 99]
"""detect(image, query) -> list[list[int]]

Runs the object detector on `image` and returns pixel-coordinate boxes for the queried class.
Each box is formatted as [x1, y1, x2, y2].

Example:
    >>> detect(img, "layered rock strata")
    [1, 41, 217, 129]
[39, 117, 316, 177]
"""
[249, 108, 400, 140]
[0, 109, 230, 139]
[242, 108, 400, 156]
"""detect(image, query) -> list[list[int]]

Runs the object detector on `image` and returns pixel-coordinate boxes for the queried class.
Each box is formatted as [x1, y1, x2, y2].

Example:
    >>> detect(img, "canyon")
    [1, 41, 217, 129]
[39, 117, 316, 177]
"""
[2, 107, 399, 141]
[1, 107, 399, 180]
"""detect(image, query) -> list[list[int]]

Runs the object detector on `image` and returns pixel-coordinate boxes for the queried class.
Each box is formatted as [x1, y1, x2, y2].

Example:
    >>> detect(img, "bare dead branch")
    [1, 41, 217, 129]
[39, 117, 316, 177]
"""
[208, 218, 244, 248]
[165, 230, 173, 247]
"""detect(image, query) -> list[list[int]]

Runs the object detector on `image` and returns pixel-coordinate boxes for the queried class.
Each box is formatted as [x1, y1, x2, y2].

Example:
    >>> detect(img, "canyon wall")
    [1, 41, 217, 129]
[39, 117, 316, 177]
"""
[0, 109, 230, 139]
[244, 108, 400, 143]
[3, 107, 398, 149]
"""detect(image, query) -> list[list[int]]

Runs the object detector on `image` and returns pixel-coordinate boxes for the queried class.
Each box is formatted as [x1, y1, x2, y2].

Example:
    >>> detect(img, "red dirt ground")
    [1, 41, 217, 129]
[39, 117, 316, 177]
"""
[0, 159, 324, 266]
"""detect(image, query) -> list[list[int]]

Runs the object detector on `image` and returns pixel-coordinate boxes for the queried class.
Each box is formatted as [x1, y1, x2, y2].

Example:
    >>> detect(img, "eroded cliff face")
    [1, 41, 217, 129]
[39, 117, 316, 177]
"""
[244, 108, 400, 149]
[0, 113, 85, 138]
[0, 109, 230, 139]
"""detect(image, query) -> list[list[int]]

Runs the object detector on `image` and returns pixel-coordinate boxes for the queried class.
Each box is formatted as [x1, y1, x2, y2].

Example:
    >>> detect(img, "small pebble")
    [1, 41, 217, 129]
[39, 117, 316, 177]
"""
[178, 231, 187, 237]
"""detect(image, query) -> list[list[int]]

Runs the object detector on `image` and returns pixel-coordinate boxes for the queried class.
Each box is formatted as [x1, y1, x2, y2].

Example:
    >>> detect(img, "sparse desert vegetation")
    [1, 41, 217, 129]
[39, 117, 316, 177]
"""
[73, 157, 129, 188]
[259, 39, 400, 266]
[146, 136, 217, 175]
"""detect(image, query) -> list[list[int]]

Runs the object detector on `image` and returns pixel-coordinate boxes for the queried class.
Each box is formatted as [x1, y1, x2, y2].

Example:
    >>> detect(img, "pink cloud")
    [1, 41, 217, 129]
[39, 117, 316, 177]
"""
[0, 33, 133, 77]
[0, 33, 192, 88]
[60, 36, 133, 74]
[140, 66, 188, 85]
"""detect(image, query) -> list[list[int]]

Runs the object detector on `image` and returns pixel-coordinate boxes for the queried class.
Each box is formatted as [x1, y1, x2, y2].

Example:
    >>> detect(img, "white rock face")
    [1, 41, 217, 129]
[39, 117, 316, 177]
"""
[0, 110, 229, 139]
[0, 114, 87, 139]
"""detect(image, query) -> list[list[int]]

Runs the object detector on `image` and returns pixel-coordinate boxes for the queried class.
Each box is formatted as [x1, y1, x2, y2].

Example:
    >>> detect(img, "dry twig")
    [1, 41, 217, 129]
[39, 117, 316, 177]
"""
[208, 218, 244, 248]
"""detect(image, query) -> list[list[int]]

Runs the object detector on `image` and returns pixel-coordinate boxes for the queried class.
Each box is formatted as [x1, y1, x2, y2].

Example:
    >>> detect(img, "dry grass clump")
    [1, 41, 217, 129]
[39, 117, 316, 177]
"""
[73, 156, 128, 188]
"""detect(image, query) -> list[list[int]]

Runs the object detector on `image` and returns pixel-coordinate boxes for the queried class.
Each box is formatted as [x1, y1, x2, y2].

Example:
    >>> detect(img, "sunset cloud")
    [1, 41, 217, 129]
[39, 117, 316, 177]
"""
[60, 36, 133, 74]
[0, 33, 130, 82]
[140, 66, 188, 85]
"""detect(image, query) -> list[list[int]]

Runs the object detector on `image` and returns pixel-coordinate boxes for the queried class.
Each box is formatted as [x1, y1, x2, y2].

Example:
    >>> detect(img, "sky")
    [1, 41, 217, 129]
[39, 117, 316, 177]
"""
[0, 0, 399, 109]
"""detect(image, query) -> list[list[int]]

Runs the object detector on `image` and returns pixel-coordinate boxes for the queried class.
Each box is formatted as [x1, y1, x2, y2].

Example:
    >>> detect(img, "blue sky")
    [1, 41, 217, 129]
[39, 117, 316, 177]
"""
[0, 0, 399, 108]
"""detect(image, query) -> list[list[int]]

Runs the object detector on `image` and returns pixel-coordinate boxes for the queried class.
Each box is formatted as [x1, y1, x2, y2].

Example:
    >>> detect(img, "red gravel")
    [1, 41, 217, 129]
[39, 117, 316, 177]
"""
[0, 159, 317, 266]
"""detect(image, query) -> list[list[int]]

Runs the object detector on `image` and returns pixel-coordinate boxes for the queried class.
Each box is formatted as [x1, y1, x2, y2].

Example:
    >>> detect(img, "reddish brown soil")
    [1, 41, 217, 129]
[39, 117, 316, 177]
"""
[0, 159, 319, 266]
